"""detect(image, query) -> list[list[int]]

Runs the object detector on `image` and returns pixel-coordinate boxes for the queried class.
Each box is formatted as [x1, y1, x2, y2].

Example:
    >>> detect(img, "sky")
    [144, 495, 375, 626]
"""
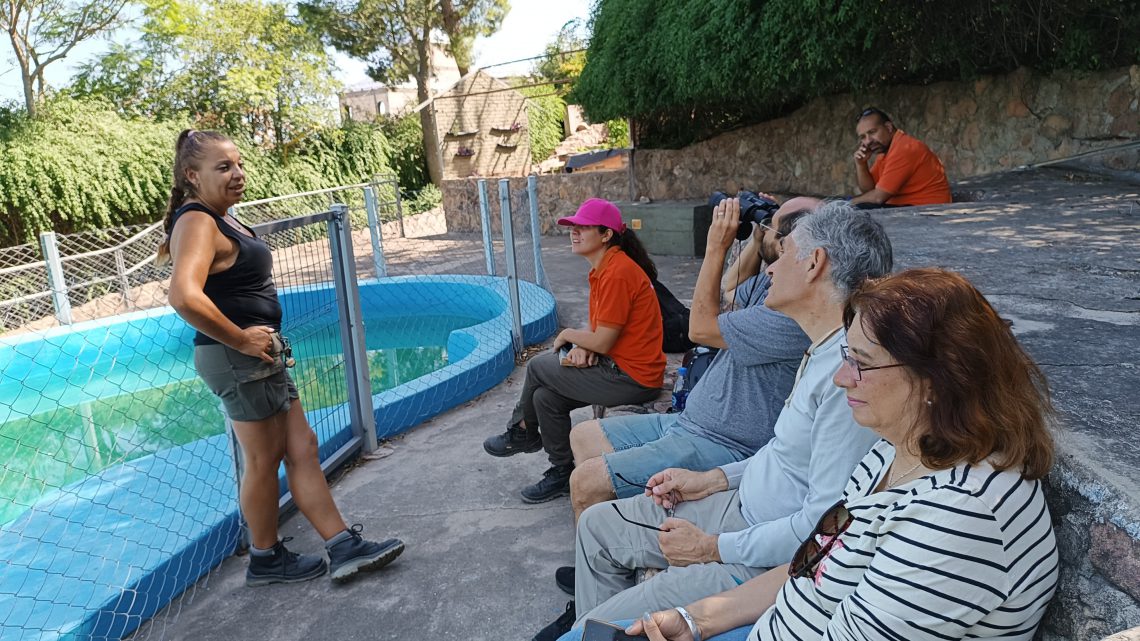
[0, 0, 594, 106]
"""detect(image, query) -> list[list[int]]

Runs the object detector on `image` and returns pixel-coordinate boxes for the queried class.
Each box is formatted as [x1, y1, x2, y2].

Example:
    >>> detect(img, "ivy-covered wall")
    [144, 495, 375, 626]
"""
[575, 0, 1140, 148]
[630, 65, 1140, 201]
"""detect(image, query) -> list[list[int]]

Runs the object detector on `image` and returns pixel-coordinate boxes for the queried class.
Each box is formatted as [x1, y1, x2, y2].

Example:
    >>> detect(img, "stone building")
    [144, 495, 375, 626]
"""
[432, 70, 531, 180]
[338, 45, 462, 122]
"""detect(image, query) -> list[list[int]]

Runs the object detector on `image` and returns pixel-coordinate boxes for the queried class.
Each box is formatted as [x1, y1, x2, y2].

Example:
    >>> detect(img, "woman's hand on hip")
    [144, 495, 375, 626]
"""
[237, 326, 276, 363]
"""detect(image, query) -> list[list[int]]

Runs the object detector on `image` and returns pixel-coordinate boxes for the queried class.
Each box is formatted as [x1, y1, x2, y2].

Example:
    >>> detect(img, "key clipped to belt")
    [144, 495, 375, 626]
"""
[270, 332, 296, 368]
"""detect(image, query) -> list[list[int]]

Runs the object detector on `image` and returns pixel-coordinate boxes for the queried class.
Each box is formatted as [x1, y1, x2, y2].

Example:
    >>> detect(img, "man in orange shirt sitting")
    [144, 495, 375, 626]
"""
[851, 107, 952, 208]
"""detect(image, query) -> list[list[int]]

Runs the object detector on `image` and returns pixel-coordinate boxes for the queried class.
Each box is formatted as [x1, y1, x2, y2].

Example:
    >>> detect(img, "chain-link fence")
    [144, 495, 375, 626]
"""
[1, 175, 557, 640]
[0, 224, 172, 335]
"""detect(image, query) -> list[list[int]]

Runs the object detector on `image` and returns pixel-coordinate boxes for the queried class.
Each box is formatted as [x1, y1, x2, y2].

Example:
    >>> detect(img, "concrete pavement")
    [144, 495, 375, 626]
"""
[133, 163, 1139, 641]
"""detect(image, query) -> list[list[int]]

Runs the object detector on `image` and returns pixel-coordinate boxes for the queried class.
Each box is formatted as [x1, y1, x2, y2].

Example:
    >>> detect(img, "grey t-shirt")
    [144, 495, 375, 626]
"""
[670, 274, 810, 455]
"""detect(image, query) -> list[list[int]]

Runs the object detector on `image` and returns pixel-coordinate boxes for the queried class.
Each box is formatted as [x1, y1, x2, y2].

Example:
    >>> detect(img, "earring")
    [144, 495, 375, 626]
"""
[925, 399, 933, 406]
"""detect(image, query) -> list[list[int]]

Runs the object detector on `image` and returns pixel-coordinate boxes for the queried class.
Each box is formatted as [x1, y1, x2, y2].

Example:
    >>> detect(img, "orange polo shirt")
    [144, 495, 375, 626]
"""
[870, 130, 952, 206]
[588, 246, 665, 389]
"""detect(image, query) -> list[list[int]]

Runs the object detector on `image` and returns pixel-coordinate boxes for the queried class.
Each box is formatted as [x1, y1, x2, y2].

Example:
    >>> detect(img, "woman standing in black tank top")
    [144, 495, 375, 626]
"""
[157, 130, 404, 586]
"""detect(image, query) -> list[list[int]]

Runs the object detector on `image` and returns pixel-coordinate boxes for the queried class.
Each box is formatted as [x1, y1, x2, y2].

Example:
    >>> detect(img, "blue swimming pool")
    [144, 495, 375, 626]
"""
[0, 275, 556, 640]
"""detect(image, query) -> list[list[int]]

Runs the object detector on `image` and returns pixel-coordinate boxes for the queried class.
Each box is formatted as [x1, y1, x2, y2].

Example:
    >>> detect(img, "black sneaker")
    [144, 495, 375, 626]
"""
[245, 538, 328, 587]
[555, 565, 574, 596]
[483, 422, 543, 457]
[521, 464, 573, 503]
[326, 524, 405, 582]
[533, 601, 576, 641]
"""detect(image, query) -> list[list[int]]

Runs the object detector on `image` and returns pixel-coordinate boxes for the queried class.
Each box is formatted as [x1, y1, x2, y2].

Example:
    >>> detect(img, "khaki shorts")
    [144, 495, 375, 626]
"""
[194, 342, 298, 422]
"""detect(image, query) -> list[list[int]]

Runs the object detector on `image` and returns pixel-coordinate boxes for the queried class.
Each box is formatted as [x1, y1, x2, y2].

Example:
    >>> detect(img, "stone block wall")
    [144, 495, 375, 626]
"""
[434, 71, 531, 180]
[631, 65, 1140, 200]
[1043, 457, 1140, 641]
[441, 170, 631, 234]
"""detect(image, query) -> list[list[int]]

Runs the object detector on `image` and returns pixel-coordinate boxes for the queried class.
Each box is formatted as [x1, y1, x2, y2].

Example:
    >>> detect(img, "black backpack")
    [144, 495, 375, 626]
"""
[653, 279, 696, 354]
[681, 346, 719, 391]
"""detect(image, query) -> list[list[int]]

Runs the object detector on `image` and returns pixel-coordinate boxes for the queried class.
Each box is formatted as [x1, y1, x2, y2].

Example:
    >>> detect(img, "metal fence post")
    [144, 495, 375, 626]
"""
[478, 180, 496, 276]
[394, 186, 406, 239]
[114, 249, 132, 309]
[328, 203, 379, 453]
[363, 186, 388, 279]
[499, 180, 524, 355]
[526, 174, 549, 291]
[38, 231, 72, 325]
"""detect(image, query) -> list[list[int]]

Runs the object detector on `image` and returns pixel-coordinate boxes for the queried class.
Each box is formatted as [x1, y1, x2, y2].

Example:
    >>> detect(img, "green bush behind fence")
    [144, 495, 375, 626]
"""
[0, 98, 394, 248]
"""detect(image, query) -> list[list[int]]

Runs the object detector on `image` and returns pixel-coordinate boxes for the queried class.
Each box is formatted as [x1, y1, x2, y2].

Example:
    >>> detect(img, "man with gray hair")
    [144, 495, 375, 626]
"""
[532, 201, 893, 639]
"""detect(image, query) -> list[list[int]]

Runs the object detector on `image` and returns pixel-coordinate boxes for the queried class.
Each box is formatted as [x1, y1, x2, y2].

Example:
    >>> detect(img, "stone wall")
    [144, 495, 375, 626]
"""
[434, 71, 531, 180]
[441, 170, 631, 234]
[1043, 456, 1140, 641]
[632, 65, 1140, 200]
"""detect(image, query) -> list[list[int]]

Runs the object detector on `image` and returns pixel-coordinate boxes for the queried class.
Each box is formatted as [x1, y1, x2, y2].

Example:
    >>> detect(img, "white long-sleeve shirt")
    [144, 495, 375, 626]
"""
[716, 329, 880, 568]
[752, 439, 1059, 641]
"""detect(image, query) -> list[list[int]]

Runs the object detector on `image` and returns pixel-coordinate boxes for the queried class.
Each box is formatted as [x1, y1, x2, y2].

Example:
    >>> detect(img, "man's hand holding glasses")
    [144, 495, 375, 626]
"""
[644, 467, 729, 511]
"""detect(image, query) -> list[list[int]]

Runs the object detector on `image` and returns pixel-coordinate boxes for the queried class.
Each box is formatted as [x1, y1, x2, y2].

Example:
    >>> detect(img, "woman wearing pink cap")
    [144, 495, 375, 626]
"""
[484, 198, 666, 503]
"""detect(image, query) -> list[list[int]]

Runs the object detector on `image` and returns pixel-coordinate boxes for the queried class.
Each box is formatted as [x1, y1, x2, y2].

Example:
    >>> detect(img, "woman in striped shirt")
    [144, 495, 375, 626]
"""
[619, 267, 1059, 641]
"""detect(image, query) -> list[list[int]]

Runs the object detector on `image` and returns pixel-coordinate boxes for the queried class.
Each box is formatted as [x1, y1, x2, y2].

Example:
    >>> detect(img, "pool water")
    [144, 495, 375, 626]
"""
[0, 313, 479, 526]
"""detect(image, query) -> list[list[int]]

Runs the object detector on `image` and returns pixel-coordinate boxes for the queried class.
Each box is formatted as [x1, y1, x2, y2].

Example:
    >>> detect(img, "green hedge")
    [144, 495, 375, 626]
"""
[0, 98, 393, 247]
[575, 0, 1140, 147]
[517, 84, 568, 164]
[377, 113, 431, 196]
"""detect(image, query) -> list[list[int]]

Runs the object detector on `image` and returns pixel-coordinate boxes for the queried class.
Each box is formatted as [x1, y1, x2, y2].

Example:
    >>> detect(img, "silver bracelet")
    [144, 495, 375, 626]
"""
[674, 606, 702, 641]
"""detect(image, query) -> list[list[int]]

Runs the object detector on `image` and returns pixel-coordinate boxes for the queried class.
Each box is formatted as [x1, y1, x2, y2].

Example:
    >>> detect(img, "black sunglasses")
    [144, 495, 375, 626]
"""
[611, 503, 664, 532]
[788, 500, 853, 579]
[614, 472, 676, 518]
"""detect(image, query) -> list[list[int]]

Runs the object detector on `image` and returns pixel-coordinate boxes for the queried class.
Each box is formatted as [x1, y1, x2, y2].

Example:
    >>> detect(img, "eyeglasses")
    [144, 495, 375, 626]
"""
[788, 500, 853, 579]
[611, 503, 664, 532]
[840, 344, 905, 381]
[614, 472, 676, 518]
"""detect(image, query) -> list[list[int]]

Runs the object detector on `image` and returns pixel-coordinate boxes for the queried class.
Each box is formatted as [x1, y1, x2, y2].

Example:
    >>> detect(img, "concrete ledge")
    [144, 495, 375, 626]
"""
[875, 165, 1140, 641]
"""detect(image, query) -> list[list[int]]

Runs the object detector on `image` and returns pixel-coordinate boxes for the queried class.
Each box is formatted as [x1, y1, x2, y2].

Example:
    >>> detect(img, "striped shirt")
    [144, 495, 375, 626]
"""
[752, 440, 1059, 641]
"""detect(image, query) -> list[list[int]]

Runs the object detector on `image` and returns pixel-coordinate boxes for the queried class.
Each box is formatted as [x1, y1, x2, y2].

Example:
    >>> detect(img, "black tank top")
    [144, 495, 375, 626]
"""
[170, 202, 282, 346]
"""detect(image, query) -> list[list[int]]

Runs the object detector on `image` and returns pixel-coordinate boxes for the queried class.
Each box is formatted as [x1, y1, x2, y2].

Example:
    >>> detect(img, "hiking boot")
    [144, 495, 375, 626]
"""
[533, 601, 576, 641]
[555, 565, 574, 596]
[483, 422, 543, 457]
[326, 524, 405, 582]
[521, 464, 573, 504]
[245, 538, 328, 587]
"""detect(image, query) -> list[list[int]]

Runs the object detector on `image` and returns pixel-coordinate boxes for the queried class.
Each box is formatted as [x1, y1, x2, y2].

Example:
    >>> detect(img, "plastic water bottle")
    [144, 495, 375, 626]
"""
[672, 367, 689, 412]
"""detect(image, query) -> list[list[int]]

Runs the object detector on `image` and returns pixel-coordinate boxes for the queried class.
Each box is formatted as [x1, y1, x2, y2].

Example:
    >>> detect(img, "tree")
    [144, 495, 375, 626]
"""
[0, 0, 129, 117]
[533, 18, 586, 90]
[299, 0, 508, 185]
[438, 0, 506, 76]
[68, 0, 339, 151]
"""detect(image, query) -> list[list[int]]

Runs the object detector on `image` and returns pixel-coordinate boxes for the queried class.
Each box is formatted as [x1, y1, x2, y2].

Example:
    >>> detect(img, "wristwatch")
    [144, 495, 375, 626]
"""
[674, 606, 702, 641]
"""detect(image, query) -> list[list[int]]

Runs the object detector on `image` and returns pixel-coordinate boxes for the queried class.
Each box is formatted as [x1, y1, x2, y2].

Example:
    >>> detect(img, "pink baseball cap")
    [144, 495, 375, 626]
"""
[557, 198, 626, 233]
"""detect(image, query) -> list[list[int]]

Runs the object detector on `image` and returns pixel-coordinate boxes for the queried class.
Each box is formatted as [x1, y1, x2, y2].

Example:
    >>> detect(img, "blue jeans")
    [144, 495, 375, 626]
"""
[557, 619, 752, 641]
[600, 414, 747, 498]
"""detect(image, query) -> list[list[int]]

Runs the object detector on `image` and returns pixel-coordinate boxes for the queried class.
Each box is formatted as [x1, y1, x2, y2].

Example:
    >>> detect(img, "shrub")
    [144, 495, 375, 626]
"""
[403, 183, 442, 215]
[576, 0, 1140, 147]
[517, 84, 567, 164]
[376, 113, 431, 195]
[0, 97, 393, 247]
